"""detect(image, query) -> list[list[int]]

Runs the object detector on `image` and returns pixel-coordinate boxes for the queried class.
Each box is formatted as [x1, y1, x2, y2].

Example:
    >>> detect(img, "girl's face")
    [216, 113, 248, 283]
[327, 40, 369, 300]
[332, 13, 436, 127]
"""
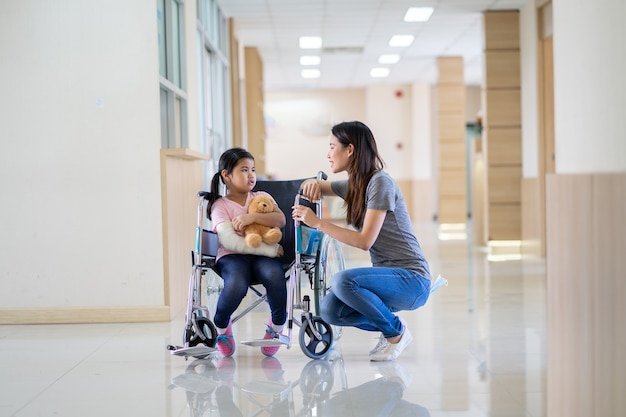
[223, 158, 256, 193]
[327, 135, 353, 174]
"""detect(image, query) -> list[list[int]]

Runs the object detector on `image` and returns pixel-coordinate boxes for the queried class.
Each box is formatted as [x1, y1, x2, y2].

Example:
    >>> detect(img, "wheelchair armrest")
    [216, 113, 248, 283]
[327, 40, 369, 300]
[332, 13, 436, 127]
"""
[201, 229, 219, 257]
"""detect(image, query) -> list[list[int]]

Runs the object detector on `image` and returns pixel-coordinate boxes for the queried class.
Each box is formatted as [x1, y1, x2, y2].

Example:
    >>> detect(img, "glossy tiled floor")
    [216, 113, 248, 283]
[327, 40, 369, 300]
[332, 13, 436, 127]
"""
[0, 223, 546, 417]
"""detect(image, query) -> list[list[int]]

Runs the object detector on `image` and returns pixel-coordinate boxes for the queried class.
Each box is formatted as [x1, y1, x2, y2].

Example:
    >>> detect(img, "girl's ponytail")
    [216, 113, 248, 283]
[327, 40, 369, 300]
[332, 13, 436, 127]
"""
[206, 171, 223, 220]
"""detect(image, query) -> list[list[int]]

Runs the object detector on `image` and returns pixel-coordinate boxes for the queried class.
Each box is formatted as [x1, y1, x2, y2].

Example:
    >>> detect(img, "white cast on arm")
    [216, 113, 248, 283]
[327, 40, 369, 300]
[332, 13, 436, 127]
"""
[215, 221, 280, 257]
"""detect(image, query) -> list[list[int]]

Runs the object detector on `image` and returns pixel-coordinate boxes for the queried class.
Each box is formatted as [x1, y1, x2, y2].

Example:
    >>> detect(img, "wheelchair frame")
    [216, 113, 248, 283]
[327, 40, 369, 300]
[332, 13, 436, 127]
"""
[167, 173, 345, 360]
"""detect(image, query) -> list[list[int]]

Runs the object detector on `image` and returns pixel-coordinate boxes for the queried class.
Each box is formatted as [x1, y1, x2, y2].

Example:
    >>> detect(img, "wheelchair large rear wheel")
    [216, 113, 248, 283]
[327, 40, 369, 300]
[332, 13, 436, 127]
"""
[313, 234, 345, 339]
[299, 317, 333, 359]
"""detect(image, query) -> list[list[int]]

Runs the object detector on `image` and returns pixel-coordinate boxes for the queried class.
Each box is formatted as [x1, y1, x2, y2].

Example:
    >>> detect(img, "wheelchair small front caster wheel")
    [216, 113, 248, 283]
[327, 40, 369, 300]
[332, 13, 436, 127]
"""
[187, 316, 217, 348]
[299, 316, 333, 359]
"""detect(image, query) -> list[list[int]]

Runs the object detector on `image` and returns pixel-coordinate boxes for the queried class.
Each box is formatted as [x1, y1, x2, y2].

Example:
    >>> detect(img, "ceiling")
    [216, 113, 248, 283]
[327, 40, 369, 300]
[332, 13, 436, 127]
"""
[216, 0, 528, 92]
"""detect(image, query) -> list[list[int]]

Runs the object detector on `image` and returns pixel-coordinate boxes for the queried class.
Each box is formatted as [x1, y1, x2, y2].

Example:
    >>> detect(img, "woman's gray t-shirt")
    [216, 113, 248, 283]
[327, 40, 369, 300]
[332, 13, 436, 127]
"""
[330, 171, 431, 279]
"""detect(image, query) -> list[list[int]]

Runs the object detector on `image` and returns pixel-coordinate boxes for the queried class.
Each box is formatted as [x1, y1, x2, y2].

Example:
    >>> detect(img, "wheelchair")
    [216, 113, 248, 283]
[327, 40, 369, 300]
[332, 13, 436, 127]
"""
[167, 173, 346, 360]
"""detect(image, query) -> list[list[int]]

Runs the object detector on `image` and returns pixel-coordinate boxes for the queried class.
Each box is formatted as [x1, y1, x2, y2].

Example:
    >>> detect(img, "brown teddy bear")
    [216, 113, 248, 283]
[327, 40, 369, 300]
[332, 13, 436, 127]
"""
[243, 194, 283, 248]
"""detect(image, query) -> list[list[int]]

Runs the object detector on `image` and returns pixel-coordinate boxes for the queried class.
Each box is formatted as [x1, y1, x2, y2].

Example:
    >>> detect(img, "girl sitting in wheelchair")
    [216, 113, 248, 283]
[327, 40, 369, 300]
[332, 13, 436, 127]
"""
[205, 147, 287, 357]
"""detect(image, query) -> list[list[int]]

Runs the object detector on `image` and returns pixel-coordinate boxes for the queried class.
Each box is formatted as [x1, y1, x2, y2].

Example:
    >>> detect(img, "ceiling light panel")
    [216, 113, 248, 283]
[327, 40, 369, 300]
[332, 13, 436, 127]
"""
[299, 36, 322, 49]
[404, 7, 434, 22]
[370, 68, 390, 78]
[389, 35, 415, 47]
[378, 54, 400, 64]
[300, 56, 321, 65]
[301, 69, 321, 79]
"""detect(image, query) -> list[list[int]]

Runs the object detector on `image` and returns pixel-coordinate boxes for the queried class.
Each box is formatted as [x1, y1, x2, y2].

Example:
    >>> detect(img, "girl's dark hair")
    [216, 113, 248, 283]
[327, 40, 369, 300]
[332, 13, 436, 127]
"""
[331, 121, 384, 228]
[206, 147, 254, 219]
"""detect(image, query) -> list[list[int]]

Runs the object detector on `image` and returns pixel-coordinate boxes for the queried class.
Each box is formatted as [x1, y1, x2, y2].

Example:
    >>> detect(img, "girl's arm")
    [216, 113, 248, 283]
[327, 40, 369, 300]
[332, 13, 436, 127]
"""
[231, 202, 286, 231]
[245, 205, 286, 227]
[293, 206, 386, 251]
[216, 221, 282, 257]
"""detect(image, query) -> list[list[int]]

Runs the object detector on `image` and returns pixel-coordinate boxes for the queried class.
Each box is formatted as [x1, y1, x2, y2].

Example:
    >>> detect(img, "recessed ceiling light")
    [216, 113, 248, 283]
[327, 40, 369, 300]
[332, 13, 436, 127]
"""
[370, 68, 390, 78]
[301, 69, 321, 79]
[299, 36, 322, 49]
[404, 7, 434, 22]
[378, 54, 400, 64]
[300, 56, 321, 65]
[389, 35, 414, 47]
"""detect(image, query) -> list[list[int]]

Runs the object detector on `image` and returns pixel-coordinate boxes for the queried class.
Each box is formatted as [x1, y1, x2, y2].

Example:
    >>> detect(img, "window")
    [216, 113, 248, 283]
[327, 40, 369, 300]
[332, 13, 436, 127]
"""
[158, 0, 187, 148]
[197, 0, 231, 177]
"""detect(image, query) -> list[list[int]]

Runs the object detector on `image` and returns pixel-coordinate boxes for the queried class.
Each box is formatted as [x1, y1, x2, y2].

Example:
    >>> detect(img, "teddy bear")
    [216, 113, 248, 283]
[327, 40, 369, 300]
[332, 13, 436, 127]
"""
[243, 194, 283, 248]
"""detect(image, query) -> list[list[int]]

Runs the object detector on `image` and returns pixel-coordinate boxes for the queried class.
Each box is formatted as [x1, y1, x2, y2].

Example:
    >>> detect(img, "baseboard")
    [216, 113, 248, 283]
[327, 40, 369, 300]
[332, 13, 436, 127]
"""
[0, 306, 171, 324]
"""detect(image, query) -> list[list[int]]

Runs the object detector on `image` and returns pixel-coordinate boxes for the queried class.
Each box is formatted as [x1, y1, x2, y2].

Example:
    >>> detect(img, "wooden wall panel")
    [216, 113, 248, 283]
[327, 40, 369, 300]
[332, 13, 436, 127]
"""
[245, 47, 266, 174]
[439, 141, 466, 169]
[487, 166, 522, 203]
[440, 170, 467, 197]
[411, 179, 435, 222]
[229, 19, 242, 146]
[487, 204, 521, 240]
[437, 56, 467, 224]
[484, 11, 520, 50]
[484, 51, 521, 88]
[482, 10, 521, 241]
[485, 89, 521, 126]
[439, 198, 467, 223]
[545, 173, 626, 417]
[591, 174, 626, 417]
[438, 85, 466, 112]
[438, 56, 464, 76]
[160, 149, 209, 320]
[485, 127, 522, 164]
[438, 113, 466, 138]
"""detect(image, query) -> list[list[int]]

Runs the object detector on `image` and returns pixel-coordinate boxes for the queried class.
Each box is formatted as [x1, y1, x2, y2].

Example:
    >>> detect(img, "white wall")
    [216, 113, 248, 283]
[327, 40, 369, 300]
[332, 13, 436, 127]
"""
[553, 0, 626, 173]
[264, 89, 366, 181]
[365, 84, 414, 180]
[520, 1, 540, 178]
[411, 82, 433, 180]
[265, 84, 437, 183]
[0, 1, 164, 308]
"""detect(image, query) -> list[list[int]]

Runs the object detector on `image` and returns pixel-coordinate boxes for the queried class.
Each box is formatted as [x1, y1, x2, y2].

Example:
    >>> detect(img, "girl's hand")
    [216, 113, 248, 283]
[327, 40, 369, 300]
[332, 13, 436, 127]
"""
[300, 180, 321, 201]
[231, 214, 251, 231]
[292, 205, 320, 228]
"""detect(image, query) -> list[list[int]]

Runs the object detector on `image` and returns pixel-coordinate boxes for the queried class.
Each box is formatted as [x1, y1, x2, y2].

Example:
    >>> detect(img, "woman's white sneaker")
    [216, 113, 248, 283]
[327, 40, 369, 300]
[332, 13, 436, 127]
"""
[369, 333, 390, 355]
[370, 319, 413, 362]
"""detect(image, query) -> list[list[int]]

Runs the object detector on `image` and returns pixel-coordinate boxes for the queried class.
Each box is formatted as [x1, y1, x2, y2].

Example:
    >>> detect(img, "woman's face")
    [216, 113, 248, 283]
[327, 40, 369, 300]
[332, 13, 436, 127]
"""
[327, 135, 353, 174]
[223, 157, 256, 193]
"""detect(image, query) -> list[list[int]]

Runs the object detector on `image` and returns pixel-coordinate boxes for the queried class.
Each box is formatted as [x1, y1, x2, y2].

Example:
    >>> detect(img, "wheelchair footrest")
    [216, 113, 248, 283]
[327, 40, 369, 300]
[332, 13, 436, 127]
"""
[169, 345, 218, 359]
[240, 334, 290, 347]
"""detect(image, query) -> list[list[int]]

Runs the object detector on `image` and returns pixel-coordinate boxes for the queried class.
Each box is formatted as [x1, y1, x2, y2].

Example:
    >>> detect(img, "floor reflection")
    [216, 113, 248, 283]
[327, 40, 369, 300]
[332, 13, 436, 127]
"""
[169, 352, 430, 417]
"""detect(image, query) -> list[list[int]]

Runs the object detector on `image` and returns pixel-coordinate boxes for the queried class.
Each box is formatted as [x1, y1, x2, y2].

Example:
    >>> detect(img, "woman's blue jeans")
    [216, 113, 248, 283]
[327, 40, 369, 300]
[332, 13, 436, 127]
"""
[213, 254, 287, 329]
[320, 266, 430, 338]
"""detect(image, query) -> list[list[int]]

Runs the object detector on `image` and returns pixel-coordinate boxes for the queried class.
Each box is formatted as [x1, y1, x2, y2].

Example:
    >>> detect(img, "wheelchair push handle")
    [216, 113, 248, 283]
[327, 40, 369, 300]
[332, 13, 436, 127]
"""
[316, 171, 328, 181]
[297, 171, 327, 201]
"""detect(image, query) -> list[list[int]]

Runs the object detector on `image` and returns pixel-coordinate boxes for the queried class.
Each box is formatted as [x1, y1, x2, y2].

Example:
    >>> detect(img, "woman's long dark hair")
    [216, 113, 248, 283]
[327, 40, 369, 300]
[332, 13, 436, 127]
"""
[206, 147, 254, 220]
[331, 121, 384, 228]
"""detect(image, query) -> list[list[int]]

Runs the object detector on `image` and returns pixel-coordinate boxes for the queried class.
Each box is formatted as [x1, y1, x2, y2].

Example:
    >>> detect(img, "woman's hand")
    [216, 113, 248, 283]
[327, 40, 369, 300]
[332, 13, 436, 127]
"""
[292, 205, 321, 229]
[300, 179, 321, 201]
